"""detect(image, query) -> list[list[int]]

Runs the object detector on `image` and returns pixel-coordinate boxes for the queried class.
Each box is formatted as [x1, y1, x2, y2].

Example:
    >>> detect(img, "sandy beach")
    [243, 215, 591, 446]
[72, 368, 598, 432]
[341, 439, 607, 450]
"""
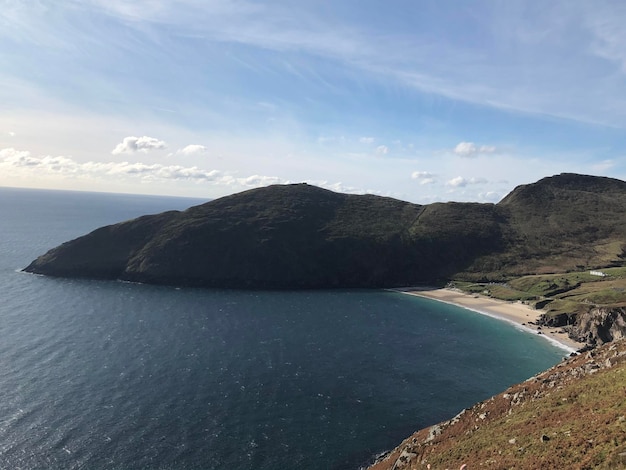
[392, 287, 583, 353]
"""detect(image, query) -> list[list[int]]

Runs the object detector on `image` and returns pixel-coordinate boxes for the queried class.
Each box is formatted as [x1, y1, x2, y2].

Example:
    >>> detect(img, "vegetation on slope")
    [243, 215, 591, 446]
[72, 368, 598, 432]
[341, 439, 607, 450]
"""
[24, 183, 504, 288]
[495, 173, 626, 276]
[23, 173, 626, 289]
[369, 339, 626, 470]
[452, 267, 626, 344]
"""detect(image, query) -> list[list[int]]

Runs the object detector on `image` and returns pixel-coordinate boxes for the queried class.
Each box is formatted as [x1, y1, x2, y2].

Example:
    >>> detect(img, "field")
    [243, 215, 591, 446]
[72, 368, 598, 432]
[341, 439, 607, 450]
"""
[453, 267, 626, 320]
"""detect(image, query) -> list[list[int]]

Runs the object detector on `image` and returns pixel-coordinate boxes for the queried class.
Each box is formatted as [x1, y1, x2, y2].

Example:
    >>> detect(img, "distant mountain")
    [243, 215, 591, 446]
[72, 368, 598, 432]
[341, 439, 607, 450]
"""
[23, 173, 626, 288]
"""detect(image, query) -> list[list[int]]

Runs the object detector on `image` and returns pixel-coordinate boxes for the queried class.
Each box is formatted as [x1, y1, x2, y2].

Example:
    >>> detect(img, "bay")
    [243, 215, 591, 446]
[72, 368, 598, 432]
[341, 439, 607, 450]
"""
[0, 187, 565, 469]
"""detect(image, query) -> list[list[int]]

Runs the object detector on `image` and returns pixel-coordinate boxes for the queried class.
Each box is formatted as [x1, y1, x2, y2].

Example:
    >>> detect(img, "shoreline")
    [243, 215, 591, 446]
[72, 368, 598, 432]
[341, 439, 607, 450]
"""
[390, 287, 583, 353]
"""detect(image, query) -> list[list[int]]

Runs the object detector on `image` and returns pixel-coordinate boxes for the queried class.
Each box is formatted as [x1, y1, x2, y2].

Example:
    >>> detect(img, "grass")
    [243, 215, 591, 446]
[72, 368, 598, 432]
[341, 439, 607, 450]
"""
[386, 343, 626, 470]
[453, 268, 626, 323]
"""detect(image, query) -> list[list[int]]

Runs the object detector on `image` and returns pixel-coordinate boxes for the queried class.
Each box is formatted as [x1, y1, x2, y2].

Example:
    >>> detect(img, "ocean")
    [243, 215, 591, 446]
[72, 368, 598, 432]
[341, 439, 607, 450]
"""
[0, 187, 566, 469]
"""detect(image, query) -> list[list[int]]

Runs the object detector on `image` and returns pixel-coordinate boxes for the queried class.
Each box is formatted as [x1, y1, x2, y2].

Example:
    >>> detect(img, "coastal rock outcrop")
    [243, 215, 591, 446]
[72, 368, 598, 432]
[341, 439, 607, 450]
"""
[570, 307, 626, 345]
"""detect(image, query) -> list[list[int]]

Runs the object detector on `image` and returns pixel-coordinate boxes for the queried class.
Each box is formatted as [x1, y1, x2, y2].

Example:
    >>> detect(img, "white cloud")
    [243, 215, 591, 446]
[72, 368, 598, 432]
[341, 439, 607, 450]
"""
[0, 147, 35, 165]
[359, 137, 375, 144]
[411, 171, 436, 185]
[0, 147, 297, 192]
[304, 180, 381, 196]
[1, 147, 218, 182]
[447, 176, 467, 187]
[239, 175, 285, 187]
[8, 131, 15, 137]
[112, 136, 167, 155]
[375, 145, 388, 155]
[446, 176, 487, 187]
[478, 191, 502, 203]
[177, 144, 207, 156]
[453, 142, 497, 157]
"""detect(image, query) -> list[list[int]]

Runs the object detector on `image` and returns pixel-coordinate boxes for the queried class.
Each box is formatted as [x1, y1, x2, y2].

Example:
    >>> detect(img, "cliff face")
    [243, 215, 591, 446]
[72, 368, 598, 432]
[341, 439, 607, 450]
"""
[570, 307, 626, 345]
[23, 174, 626, 289]
[368, 339, 626, 470]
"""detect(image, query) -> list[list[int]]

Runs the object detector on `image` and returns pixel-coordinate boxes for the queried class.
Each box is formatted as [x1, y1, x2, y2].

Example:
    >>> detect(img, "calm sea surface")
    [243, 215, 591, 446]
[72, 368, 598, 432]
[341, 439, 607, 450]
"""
[0, 187, 565, 469]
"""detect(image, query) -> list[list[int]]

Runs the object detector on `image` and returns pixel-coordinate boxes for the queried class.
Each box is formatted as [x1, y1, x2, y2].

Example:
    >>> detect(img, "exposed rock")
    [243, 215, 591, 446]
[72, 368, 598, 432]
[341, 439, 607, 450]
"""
[570, 307, 626, 345]
[390, 449, 417, 469]
[537, 311, 573, 328]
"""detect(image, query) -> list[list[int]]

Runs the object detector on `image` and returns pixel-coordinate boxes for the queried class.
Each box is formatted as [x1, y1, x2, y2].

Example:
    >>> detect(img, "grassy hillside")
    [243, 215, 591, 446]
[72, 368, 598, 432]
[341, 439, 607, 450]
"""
[24, 173, 626, 289]
[453, 266, 626, 325]
[369, 339, 626, 470]
[493, 173, 626, 275]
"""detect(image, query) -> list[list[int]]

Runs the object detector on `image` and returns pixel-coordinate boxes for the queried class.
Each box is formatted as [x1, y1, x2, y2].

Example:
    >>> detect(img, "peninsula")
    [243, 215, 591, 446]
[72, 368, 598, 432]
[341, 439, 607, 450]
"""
[24, 173, 626, 289]
[24, 173, 626, 346]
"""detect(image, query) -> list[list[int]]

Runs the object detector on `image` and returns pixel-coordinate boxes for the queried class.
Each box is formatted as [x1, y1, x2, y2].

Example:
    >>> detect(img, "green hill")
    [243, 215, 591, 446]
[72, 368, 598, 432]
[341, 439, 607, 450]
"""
[24, 173, 626, 288]
[23, 183, 503, 288]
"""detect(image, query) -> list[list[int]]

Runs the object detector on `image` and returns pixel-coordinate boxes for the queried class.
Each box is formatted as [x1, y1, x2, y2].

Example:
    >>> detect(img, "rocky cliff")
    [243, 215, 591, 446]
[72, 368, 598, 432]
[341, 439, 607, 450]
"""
[570, 307, 626, 345]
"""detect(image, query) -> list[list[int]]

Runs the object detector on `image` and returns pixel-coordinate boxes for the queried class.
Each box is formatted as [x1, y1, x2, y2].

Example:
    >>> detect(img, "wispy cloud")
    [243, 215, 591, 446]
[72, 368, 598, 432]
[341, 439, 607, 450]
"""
[584, 1, 626, 72]
[5, 1, 626, 130]
[2, 147, 218, 182]
[0, 146, 372, 195]
[375, 145, 388, 155]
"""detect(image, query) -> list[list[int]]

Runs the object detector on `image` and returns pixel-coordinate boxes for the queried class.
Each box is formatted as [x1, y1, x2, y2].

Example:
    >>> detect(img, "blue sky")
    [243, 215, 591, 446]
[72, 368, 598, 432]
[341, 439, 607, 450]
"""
[1, 0, 626, 203]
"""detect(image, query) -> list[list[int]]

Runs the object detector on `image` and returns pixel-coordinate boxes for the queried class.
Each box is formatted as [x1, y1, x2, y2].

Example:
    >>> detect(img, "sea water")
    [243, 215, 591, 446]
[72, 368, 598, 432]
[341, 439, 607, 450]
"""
[0, 187, 565, 469]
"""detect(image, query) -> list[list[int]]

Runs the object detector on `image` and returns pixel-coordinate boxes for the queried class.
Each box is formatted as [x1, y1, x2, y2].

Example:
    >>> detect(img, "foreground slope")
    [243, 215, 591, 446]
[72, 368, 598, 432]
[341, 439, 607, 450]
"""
[369, 339, 626, 470]
[24, 173, 626, 288]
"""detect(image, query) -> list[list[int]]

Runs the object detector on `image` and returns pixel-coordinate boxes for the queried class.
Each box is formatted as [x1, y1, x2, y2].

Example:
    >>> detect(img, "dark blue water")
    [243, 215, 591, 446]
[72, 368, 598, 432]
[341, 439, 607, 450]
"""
[0, 187, 565, 469]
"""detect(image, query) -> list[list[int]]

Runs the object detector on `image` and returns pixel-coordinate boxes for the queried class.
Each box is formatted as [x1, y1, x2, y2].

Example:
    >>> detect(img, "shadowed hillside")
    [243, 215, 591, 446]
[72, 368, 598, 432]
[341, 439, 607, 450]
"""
[24, 183, 503, 288]
[23, 173, 626, 288]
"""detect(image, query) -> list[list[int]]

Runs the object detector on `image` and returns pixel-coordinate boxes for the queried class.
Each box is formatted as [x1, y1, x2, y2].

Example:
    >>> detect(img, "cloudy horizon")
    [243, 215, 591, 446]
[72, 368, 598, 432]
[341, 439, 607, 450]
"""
[2, 1, 626, 203]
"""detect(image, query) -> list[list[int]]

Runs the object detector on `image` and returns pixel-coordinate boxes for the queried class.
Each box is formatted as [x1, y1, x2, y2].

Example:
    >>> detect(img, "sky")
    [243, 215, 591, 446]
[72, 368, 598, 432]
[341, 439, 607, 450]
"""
[1, 0, 626, 204]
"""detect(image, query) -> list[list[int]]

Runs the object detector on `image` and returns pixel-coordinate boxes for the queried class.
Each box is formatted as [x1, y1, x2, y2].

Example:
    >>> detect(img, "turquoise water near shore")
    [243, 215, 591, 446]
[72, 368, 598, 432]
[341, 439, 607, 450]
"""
[0, 187, 565, 469]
